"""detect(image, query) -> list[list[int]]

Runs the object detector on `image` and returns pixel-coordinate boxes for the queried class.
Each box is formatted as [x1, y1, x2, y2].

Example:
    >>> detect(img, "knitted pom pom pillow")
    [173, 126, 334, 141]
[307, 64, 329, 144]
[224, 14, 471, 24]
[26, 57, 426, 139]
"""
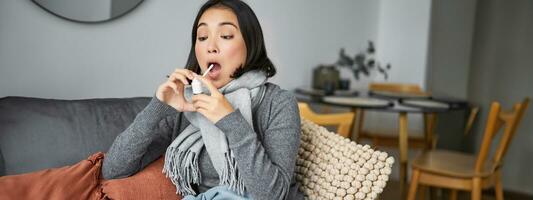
[296, 119, 395, 200]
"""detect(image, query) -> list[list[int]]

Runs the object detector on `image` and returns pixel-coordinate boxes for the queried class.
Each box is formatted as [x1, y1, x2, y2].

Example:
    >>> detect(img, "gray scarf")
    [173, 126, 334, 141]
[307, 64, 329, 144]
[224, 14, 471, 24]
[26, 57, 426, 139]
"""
[162, 70, 267, 196]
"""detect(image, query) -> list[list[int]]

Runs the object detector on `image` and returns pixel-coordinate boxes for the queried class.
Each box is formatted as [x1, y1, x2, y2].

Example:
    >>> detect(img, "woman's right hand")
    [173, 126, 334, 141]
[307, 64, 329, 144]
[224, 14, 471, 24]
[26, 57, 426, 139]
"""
[156, 68, 197, 112]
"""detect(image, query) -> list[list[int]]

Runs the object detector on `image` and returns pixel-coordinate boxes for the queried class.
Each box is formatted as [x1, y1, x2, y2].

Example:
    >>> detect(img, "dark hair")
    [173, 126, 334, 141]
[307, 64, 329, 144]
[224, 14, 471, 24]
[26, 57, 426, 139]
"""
[185, 0, 276, 78]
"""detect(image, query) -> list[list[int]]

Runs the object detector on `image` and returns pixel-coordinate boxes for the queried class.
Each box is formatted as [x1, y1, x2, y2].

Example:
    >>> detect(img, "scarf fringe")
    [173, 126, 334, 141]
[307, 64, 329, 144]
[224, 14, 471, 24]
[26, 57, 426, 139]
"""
[218, 152, 246, 196]
[163, 147, 201, 196]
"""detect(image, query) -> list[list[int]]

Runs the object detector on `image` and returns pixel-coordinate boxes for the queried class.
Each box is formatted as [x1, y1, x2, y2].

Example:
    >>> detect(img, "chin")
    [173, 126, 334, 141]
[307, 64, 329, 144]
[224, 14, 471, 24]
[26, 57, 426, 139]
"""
[212, 80, 225, 89]
[216, 79, 231, 89]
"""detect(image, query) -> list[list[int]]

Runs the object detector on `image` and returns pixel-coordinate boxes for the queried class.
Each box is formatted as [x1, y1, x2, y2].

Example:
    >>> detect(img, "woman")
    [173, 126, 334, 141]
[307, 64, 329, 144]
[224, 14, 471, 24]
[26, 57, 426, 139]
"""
[102, 0, 304, 199]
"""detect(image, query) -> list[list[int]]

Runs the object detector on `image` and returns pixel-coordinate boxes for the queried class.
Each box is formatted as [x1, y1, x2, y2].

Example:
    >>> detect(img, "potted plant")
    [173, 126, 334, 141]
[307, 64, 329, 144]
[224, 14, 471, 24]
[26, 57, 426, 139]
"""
[335, 41, 391, 89]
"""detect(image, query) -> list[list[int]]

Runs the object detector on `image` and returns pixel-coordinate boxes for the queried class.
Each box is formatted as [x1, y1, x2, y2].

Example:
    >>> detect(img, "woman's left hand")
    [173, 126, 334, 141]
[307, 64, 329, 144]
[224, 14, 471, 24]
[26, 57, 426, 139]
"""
[191, 76, 234, 123]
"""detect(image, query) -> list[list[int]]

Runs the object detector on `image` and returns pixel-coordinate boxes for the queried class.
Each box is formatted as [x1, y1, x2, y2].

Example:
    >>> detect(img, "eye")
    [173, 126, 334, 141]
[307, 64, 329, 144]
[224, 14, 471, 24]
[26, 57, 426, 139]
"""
[198, 36, 207, 41]
[221, 35, 234, 40]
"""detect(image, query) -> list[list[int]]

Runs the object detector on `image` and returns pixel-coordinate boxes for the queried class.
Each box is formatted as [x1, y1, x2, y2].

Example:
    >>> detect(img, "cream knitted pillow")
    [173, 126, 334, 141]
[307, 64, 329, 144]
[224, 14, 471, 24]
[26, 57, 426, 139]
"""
[296, 119, 394, 200]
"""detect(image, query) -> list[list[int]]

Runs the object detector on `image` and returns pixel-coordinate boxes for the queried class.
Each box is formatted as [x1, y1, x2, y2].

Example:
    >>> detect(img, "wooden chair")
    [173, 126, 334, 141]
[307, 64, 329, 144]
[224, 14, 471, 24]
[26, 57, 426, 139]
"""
[368, 82, 428, 96]
[297, 102, 356, 138]
[355, 82, 435, 149]
[464, 106, 480, 136]
[407, 98, 530, 200]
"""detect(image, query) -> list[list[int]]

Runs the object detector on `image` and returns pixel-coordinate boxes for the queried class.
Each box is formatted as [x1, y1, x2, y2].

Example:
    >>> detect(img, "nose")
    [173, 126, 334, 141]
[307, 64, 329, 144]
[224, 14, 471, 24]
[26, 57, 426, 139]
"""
[207, 38, 218, 54]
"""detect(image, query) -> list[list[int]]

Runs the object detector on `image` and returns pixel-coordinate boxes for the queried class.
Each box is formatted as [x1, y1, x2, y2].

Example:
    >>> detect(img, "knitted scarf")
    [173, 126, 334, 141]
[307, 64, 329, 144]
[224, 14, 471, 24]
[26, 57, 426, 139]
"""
[162, 70, 267, 196]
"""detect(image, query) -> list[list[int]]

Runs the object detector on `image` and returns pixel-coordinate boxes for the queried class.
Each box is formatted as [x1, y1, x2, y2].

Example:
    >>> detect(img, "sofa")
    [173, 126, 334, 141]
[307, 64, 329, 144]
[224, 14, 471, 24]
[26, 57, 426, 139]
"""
[0, 96, 151, 176]
[0, 96, 393, 200]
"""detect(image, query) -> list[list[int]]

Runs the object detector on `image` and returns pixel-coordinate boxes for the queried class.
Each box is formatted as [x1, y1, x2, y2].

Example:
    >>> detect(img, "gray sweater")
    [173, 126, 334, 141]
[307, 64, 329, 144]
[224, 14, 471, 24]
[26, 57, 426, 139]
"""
[102, 83, 304, 200]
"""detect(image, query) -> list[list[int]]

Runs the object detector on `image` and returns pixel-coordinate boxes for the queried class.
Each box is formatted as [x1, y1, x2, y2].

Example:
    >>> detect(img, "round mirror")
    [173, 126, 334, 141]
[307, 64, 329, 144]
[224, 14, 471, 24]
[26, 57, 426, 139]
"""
[33, 0, 144, 23]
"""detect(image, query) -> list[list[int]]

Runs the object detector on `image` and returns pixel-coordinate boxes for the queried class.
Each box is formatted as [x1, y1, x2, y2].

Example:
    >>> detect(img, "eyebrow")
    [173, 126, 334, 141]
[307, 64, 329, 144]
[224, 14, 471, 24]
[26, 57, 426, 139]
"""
[197, 21, 238, 30]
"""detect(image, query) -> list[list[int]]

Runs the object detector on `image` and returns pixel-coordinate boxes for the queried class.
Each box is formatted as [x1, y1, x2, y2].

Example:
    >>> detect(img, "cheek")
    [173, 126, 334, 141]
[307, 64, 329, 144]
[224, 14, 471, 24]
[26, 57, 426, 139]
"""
[195, 44, 205, 63]
[194, 46, 200, 57]
[225, 42, 247, 66]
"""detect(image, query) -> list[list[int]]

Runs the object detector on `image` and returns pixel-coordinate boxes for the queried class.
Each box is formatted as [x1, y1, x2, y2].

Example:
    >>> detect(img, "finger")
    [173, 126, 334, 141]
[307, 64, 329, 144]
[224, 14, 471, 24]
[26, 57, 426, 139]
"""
[195, 76, 220, 96]
[169, 72, 190, 85]
[174, 68, 196, 80]
[196, 107, 209, 116]
[171, 69, 193, 80]
[192, 98, 213, 110]
[167, 72, 185, 82]
[193, 101, 210, 110]
[191, 94, 212, 103]
[163, 81, 179, 93]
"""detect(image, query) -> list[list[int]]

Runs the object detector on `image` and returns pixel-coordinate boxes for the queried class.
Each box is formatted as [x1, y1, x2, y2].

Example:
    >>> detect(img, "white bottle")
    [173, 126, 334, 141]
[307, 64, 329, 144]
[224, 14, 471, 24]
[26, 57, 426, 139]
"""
[191, 78, 202, 94]
[192, 64, 213, 95]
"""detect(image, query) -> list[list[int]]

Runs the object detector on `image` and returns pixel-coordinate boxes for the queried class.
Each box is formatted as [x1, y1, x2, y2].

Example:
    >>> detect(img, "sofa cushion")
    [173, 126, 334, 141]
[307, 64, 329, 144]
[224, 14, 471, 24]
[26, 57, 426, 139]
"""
[0, 96, 150, 175]
[0, 152, 104, 199]
[100, 156, 182, 200]
[296, 119, 395, 199]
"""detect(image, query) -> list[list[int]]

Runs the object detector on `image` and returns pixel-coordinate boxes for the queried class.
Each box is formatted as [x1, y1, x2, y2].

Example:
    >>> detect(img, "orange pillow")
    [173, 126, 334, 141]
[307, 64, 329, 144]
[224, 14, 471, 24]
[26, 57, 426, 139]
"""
[0, 152, 104, 200]
[99, 156, 182, 200]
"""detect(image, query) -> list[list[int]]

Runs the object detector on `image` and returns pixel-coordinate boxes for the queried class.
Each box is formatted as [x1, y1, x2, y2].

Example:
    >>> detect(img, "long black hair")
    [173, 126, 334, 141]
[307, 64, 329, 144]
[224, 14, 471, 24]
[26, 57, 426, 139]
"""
[185, 0, 276, 78]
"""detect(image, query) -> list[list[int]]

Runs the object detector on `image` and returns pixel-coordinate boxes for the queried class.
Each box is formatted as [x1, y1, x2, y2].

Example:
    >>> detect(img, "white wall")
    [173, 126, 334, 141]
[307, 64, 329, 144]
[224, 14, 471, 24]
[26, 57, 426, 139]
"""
[374, 0, 432, 87]
[0, 0, 380, 99]
[361, 0, 433, 138]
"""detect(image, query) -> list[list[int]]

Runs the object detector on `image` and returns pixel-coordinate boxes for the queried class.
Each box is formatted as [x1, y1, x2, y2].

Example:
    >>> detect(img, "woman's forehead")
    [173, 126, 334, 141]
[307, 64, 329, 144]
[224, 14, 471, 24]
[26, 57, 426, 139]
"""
[197, 7, 239, 30]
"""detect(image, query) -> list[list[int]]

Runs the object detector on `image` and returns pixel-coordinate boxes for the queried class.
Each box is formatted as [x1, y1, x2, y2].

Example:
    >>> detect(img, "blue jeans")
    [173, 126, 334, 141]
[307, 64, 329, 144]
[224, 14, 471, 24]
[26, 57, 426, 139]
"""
[183, 185, 251, 200]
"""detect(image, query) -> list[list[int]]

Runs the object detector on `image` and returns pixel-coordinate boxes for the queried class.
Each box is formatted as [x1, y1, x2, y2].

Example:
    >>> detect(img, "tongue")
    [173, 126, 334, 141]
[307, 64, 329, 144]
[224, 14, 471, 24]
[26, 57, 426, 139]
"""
[208, 64, 221, 79]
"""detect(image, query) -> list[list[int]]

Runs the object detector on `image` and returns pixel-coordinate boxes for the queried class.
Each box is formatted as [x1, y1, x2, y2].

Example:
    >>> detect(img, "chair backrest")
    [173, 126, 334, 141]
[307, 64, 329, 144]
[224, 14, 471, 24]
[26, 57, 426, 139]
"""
[475, 98, 530, 174]
[297, 102, 355, 138]
[369, 82, 427, 95]
[464, 106, 480, 135]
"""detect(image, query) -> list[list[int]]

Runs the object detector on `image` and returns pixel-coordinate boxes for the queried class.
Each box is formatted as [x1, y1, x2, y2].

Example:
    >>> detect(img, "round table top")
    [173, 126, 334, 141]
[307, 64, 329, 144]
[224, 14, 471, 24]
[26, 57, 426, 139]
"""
[295, 87, 469, 113]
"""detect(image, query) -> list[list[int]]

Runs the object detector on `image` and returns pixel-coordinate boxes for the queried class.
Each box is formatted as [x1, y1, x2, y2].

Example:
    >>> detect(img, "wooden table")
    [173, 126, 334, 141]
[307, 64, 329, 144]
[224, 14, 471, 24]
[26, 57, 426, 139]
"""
[295, 87, 469, 199]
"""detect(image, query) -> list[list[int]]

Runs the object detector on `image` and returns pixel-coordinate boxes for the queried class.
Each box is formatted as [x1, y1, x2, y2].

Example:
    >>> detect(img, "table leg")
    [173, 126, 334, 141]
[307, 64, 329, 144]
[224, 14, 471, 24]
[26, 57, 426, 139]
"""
[423, 113, 437, 150]
[399, 112, 409, 199]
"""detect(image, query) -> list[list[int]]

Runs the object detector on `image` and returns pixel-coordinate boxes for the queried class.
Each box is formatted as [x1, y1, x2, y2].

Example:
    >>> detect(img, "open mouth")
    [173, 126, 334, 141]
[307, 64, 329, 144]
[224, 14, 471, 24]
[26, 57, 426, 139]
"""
[206, 62, 222, 79]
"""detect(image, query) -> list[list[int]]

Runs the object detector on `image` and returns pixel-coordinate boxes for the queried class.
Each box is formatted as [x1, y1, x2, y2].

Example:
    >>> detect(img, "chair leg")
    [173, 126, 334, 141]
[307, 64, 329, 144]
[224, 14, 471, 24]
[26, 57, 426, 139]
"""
[449, 189, 457, 200]
[408, 169, 421, 200]
[429, 187, 439, 200]
[418, 185, 426, 200]
[471, 178, 482, 200]
[495, 171, 504, 200]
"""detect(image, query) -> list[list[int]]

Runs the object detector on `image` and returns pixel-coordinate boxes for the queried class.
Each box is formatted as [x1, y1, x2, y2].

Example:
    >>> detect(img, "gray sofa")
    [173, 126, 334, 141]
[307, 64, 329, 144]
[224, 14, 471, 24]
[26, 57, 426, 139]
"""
[0, 96, 152, 176]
